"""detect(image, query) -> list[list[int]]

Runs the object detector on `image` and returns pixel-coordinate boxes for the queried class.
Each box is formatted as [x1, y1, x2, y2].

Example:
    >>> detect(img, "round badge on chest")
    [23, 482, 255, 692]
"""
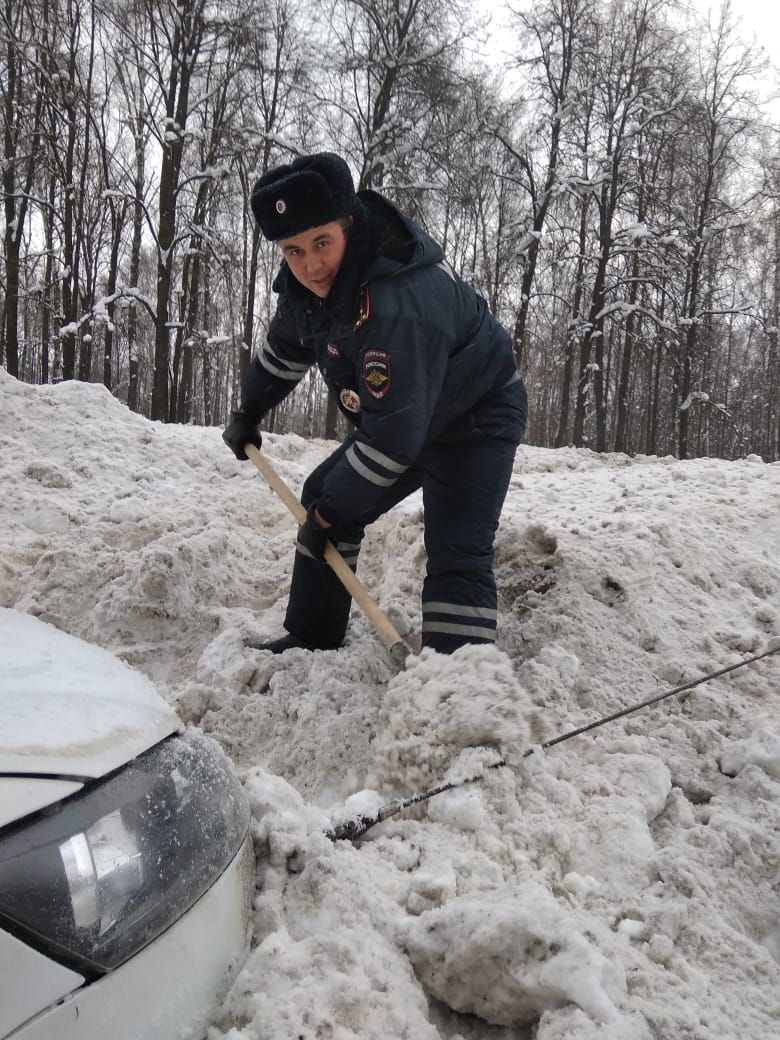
[339, 389, 361, 413]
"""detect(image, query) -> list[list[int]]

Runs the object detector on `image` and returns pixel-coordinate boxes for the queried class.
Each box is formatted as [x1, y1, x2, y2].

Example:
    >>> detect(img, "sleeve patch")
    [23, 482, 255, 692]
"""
[363, 349, 392, 399]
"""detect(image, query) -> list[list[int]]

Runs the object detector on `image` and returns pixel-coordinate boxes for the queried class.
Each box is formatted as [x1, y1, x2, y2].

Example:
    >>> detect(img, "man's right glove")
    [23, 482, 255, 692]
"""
[222, 410, 262, 460]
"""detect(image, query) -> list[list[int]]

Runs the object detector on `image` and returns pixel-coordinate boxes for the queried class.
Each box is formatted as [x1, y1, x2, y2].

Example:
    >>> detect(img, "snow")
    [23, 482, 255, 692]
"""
[680, 390, 710, 412]
[0, 607, 177, 775]
[1, 367, 779, 1040]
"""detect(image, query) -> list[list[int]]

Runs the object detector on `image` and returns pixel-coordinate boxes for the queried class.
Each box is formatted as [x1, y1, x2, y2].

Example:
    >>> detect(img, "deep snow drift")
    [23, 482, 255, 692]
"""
[1, 368, 778, 1040]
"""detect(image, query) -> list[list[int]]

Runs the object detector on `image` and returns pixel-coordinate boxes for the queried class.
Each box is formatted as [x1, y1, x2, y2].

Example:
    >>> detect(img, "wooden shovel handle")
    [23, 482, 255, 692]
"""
[245, 443, 405, 653]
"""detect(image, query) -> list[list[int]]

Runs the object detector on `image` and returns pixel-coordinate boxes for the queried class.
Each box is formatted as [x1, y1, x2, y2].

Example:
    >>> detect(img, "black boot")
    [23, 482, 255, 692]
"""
[247, 633, 316, 653]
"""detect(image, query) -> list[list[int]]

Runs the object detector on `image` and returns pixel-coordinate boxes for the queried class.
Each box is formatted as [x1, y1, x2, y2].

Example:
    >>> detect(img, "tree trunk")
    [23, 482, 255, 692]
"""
[127, 92, 146, 412]
[3, 0, 46, 377]
[151, 4, 202, 420]
[241, 223, 261, 384]
[614, 248, 641, 454]
[772, 202, 780, 459]
[103, 217, 123, 391]
[60, 79, 79, 381]
[511, 101, 568, 368]
[555, 145, 590, 448]
[202, 258, 212, 424]
[3, 3, 20, 376]
[176, 250, 201, 424]
[41, 181, 55, 384]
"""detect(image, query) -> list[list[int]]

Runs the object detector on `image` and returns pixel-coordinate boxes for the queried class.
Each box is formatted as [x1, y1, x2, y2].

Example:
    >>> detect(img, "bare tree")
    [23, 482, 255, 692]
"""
[142, 0, 208, 420]
[113, 27, 154, 412]
[230, 0, 308, 392]
[501, 0, 592, 369]
[570, 0, 676, 450]
[672, 4, 762, 458]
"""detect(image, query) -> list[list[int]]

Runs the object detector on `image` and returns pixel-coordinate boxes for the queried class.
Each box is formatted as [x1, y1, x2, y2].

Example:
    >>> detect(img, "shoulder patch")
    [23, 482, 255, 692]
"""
[363, 349, 391, 399]
[326, 342, 341, 358]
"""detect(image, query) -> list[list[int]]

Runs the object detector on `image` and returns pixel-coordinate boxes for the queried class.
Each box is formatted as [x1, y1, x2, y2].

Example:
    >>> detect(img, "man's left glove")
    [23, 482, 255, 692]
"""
[297, 504, 331, 560]
[222, 410, 262, 461]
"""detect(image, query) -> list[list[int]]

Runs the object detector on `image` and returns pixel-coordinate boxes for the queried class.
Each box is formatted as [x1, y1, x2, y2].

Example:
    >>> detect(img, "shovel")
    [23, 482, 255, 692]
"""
[245, 443, 410, 666]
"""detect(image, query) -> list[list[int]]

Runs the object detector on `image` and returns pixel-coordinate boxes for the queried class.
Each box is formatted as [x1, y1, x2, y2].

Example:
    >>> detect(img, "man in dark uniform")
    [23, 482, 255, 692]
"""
[223, 152, 528, 654]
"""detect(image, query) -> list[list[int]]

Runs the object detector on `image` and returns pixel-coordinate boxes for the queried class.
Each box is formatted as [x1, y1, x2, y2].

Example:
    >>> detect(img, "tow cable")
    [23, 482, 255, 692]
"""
[330, 643, 780, 841]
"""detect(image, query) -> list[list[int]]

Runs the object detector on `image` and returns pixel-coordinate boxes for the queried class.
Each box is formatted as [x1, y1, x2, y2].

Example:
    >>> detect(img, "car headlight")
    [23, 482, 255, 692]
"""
[0, 731, 250, 977]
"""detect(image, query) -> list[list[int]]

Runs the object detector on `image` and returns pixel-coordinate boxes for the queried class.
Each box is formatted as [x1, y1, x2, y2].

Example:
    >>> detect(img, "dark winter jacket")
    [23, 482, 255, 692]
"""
[240, 191, 524, 526]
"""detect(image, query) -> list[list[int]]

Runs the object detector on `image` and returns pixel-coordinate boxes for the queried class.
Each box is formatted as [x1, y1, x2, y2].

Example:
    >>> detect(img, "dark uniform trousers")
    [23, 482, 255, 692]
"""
[284, 380, 527, 654]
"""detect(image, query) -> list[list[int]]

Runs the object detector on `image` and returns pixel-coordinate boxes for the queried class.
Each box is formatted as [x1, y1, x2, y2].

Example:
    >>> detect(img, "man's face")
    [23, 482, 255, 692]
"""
[278, 220, 349, 298]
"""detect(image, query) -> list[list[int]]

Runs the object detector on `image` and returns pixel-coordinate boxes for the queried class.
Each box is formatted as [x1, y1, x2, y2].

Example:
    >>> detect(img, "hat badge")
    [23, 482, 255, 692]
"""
[275, 198, 287, 214]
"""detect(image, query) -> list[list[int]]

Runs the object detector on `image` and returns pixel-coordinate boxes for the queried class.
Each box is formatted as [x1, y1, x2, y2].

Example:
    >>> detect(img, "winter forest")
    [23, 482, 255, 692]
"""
[2, 0, 779, 461]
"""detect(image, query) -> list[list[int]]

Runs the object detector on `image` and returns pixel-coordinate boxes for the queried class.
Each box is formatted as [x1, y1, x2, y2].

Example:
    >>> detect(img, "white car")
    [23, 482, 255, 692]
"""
[0, 609, 253, 1040]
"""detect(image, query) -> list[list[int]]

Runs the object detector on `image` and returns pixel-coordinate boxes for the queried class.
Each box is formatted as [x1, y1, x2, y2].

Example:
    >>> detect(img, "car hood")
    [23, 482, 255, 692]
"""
[0, 609, 180, 794]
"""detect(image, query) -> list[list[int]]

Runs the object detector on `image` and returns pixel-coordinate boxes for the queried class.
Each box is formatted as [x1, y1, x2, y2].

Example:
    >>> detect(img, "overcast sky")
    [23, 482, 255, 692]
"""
[481, 0, 778, 114]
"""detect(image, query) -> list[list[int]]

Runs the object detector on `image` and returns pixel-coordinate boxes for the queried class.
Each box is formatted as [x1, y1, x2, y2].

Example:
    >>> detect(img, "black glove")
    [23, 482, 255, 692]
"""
[297, 504, 331, 560]
[222, 410, 262, 461]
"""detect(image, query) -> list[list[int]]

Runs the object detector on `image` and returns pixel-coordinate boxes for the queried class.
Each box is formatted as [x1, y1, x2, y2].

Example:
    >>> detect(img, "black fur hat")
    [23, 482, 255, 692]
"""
[250, 153, 358, 241]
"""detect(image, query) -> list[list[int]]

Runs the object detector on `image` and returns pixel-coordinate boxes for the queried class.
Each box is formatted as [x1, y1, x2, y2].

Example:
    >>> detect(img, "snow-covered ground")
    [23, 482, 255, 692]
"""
[1, 368, 778, 1040]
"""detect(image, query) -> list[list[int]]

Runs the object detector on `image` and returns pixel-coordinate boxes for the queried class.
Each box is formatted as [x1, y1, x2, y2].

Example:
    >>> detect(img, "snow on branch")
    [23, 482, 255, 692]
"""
[680, 390, 710, 412]
[594, 301, 640, 322]
[58, 287, 157, 339]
